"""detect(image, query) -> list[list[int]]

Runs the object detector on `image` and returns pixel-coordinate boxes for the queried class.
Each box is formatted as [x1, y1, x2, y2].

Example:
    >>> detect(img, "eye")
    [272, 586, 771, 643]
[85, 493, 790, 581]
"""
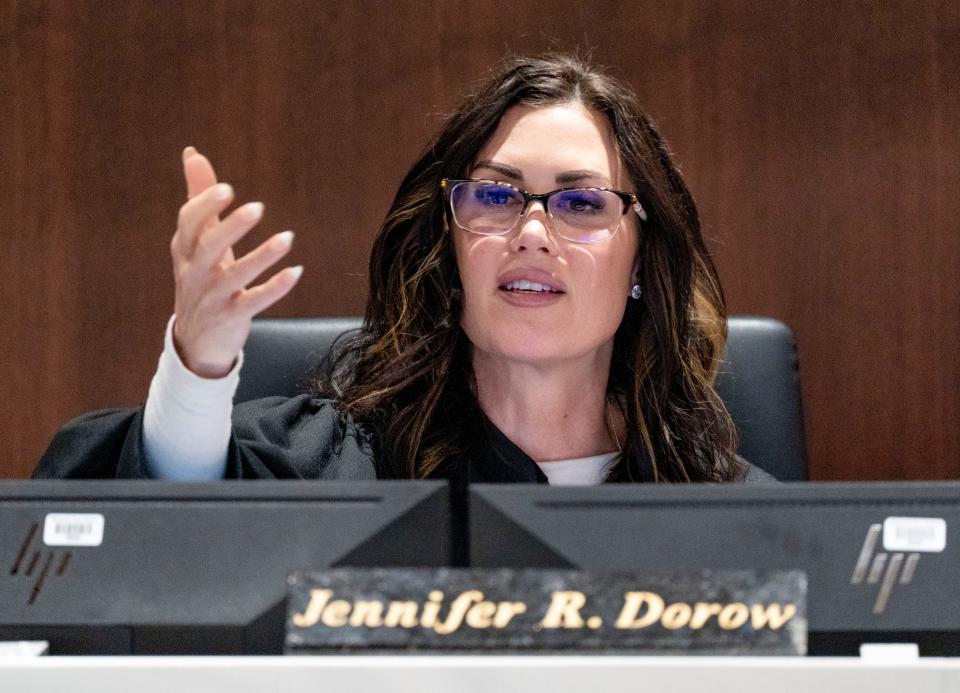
[475, 184, 518, 206]
[554, 189, 607, 214]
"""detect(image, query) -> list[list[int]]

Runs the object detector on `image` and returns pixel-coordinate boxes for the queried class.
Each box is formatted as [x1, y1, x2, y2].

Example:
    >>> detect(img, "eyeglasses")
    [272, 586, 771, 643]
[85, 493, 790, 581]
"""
[441, 178, 647, 244]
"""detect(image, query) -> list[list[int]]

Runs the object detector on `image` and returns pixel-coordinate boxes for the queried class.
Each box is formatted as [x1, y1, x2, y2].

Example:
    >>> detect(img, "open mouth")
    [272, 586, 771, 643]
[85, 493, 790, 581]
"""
[500, 280, 564, 294]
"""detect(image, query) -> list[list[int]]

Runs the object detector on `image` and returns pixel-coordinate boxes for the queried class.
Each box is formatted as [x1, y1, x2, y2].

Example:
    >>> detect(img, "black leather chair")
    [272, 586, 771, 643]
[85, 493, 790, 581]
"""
[238, 316, 807, 480]
[714, 317, 807, 481]
[236, 317, 361, 407]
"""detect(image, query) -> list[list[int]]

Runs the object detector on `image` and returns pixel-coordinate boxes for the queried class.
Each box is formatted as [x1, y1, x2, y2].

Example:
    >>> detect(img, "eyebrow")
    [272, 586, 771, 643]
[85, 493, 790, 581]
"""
[472, 160, 523, 181]
[555, 169, 611, 186]
[472, 160, 612, 187]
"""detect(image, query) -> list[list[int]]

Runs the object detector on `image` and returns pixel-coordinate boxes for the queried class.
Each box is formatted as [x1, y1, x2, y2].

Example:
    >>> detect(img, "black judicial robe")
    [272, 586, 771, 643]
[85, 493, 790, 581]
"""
[33, 395, 776, 485]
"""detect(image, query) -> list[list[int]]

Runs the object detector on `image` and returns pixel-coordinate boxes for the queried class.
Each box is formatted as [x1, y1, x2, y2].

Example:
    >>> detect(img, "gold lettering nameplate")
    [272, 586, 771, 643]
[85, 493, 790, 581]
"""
[285, 569, 806, 654]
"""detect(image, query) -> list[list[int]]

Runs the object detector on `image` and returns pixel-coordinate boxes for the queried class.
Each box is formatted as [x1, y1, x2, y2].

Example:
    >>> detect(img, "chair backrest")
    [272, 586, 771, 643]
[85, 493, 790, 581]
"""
[238, 315, 807, 480]
[714, 316, 808, 481]
[236, 317, 362, 406]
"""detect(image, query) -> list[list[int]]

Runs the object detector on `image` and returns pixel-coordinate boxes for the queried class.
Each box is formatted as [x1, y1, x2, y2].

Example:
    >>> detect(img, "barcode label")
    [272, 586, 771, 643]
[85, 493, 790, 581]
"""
[883, 517, 946, 553]
[43, 513, 105, 547]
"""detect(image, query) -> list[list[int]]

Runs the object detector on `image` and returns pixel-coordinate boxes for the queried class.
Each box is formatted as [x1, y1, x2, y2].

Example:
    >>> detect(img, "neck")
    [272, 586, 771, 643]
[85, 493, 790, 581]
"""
[471, 347, 620, 462]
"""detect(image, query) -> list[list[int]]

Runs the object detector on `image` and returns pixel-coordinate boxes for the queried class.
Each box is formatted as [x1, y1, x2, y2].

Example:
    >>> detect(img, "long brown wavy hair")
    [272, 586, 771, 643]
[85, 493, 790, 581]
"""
[318, 54, 742, 482]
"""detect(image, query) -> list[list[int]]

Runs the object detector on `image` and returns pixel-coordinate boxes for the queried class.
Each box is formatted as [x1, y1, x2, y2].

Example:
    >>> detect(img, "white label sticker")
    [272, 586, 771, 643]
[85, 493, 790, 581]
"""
[43, 513, 105, 547]
[882, 517, 946, 553]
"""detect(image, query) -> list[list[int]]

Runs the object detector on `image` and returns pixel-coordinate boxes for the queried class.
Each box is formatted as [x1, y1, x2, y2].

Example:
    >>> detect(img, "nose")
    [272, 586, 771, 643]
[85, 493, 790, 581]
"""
[509, 201, 559, 255]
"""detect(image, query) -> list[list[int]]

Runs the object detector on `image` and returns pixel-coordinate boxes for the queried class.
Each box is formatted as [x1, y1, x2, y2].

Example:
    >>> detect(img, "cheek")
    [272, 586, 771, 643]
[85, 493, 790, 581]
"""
[567, 246, 636, 348]
[568, 242, 636, 308]
[454, 237, 489, 341]
[573, 264, 631, 340]
[453, 236, 498, 322]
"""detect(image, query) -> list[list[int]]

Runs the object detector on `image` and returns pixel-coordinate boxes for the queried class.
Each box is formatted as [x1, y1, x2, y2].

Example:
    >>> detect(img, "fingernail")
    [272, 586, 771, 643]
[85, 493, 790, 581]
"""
[182, 146, 197, 161]
[244, 201, 265, 220]
[289, 265, 304, 281]
[273, 230, 294, 248]
[214, 183, 233, 200]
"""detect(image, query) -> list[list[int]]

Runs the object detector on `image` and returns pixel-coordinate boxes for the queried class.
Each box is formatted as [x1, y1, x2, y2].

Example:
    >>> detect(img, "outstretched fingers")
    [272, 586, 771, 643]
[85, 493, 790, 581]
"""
[170, 147, 304, 377]
[174, 183, 237, 256]
[191, 200, 265, 265]
[216, 231, 295, 297]
[231, 265, 304, 317]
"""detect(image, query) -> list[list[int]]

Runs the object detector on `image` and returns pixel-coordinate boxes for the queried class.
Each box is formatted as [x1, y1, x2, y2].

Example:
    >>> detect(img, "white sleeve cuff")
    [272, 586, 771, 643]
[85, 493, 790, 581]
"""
[142, 316, 242, 480]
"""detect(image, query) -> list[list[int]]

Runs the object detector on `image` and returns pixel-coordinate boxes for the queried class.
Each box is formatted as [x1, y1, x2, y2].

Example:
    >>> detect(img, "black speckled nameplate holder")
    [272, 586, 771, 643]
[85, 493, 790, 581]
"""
[285, 568, 806, 654]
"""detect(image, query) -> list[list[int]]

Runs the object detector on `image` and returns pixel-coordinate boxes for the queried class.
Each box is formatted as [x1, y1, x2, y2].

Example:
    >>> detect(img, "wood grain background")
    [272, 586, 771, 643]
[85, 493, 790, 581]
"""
[2, 0, 958, 480]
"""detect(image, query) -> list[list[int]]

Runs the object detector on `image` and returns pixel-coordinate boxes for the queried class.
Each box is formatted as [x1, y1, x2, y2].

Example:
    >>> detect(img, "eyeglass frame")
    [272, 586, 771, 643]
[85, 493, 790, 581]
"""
[440, 178, 648, 244]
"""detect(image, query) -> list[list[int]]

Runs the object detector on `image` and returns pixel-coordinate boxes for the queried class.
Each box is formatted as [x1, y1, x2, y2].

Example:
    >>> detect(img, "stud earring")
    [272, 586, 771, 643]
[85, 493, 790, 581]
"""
[630, 284, 642, 300]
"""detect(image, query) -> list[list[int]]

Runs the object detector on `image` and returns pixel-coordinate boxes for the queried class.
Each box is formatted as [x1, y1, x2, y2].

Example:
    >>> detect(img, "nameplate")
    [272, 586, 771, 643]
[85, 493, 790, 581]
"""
[285, 568, 806, 654]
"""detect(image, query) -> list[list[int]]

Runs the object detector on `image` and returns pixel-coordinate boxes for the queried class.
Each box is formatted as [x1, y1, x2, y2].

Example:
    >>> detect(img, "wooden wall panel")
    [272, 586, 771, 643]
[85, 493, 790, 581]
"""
[2, 0, 958, 480]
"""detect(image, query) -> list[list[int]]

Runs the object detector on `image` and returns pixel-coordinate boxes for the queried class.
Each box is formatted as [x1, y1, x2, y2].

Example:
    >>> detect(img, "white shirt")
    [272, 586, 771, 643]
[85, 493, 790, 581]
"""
[535, 453, 619, 485]
[142, 317, 240, 480]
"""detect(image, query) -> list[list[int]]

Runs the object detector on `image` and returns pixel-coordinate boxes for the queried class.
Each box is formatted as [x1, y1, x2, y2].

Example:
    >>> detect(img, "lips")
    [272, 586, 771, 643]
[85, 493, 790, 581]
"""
[497, 269, 567, 294]
[502, 279, 561, 293]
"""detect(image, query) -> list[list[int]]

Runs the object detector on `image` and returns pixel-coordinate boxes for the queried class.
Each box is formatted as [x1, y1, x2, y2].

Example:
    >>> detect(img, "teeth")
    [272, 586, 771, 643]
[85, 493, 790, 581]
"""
[504, 280, 556, 292]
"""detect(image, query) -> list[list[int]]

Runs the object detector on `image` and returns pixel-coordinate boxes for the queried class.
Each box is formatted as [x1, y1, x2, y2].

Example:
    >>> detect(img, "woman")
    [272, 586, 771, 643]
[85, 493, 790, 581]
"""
[34, 54, 773, 485]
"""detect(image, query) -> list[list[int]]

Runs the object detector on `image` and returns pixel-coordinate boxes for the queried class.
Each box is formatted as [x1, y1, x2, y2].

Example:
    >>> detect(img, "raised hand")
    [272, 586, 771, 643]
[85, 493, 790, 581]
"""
[170, 147, 302, 378]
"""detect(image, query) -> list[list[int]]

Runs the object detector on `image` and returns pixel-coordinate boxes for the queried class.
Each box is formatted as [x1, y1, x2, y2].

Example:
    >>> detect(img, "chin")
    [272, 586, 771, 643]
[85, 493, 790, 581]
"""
[466, 327, 581, 366]
[490, 341, 569, 365]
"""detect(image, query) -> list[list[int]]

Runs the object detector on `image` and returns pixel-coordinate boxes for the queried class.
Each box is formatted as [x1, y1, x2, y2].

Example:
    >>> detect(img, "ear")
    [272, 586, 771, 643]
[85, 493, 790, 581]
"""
[630, 253, 642, 287]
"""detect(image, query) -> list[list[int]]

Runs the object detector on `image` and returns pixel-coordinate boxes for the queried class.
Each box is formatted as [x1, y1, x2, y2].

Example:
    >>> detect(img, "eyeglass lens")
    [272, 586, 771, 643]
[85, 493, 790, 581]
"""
[450, 181, 623, 242]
